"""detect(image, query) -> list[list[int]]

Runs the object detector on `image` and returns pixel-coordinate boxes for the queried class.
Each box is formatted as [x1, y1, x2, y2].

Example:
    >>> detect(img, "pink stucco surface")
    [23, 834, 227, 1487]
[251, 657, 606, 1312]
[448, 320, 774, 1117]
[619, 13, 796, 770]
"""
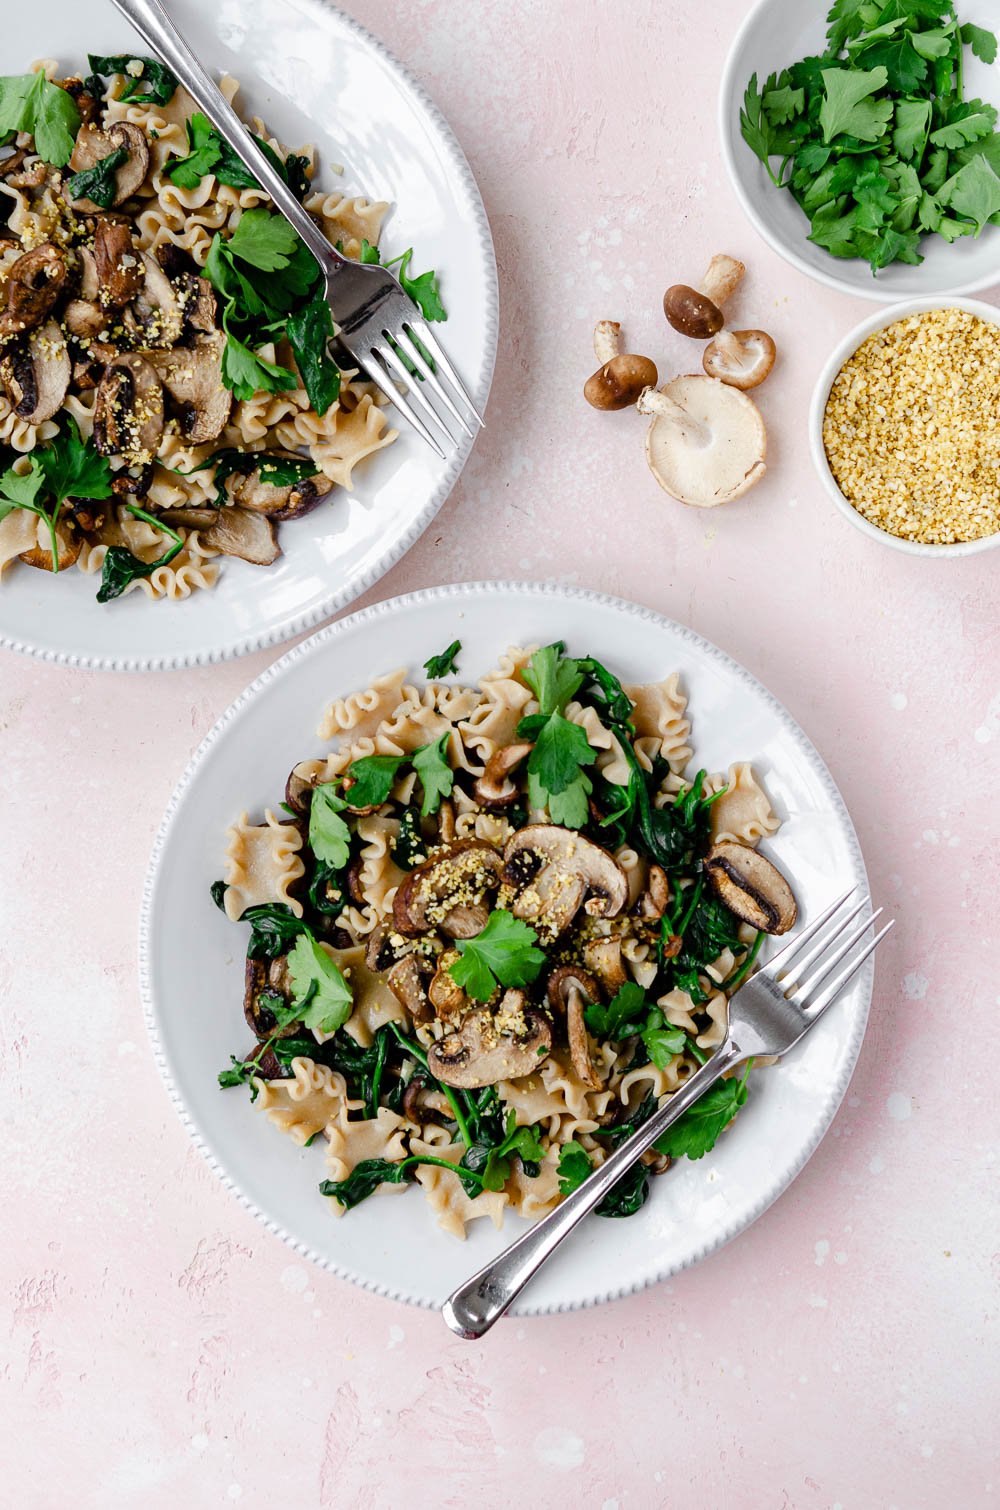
[3, 2, 998, 1505]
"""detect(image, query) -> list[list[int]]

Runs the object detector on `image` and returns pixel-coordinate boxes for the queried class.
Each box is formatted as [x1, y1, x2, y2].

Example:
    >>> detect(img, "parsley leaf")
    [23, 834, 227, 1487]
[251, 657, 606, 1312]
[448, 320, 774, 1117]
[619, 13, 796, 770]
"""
[285, 933, 353, 1033]
[448, 910, 547, 1002]
[87, 54, 178, 106]
[937, 153, 1000, 231]
[423, 639, 461, 678]
[930, 100, 998, 150]
[523, 641, 583, 715]
[584, 981, 648, 1040]
[308, 784, 351, 868]
[219, 313, 297, 402]
[227, 207, 302, 272]
[641, 1012, 689, 1069]
[165, 111, 221, 189]
[820, 66, 894, 143]
[461, 1111, 546, 1192]
[386, 247, 447, 322]
[38, 416, 113, 506]
[411, 732, 454, 816]
[557, 1141, 592, 1195]
[962, 22, 998, 64]
[344, 755, 404, 809]
[653, 1063, 752, 1162]
[0, 72, 80, 167]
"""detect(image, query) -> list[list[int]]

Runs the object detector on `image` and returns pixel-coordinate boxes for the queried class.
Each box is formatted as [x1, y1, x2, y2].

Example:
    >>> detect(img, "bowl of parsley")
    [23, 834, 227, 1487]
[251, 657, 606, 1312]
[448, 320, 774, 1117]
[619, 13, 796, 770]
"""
[719, 0, 1000, 300]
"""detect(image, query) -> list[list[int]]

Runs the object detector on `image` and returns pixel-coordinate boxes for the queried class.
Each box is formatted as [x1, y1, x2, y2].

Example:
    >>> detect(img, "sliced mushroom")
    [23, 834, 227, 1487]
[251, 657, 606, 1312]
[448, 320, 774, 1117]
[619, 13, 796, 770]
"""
[638, 376, 766, 507]
[93, 353, 164, 461]
[58, 76, 101, 128]
[502, 826, 628, 938]
[584, 320, 658, 411]
[393, 839, 504, 939]
[0, 148, 47, 189]
[158, 505, 220, 530]
[147, 330, 231, 442]
[20, 522, 81, 573]
[62, 298, 106, 342]
[547, 965, 602, 1090]
[473, 741, 533, 809]
[199, 506, 280, 566]
[637, 864, 670, 920]
[703, 329, 776, 391]
[225, 453, 332, 521]
[78, 246, 100, 302]
[663, 254, 745, 339]
[385, 955, 431, 1024]
[156, 243, 199, 279]
[128, 252, 183, 348]
[68, 122, 149, 211]
[427, 998, 552, 1088]
[244, 955, 300, 1039]
[437, 799, 456, 844]
[0, 320, 71, 423]
[0, 245, 69, 341]
[583, 937, 628, 995]
[110, 462, 154, 500]
[93, 218, 144, 308]
[174, 271, 218, 336]
[427, 951, 469, 1019]
[704, 841, 797, 935]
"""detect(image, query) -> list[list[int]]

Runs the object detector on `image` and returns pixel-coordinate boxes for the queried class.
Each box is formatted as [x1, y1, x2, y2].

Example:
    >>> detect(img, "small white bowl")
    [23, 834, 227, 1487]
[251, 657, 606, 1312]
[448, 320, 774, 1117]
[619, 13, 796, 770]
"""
[809, 297, 1000, 557]
[719, 0, 1000, 303]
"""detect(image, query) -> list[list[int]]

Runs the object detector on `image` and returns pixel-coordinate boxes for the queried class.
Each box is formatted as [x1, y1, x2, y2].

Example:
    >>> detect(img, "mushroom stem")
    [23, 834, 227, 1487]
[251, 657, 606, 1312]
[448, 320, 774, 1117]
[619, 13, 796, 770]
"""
[700, 254, 745, 308]
[637, 385, 710, 446]
[593, 319, 622, 365]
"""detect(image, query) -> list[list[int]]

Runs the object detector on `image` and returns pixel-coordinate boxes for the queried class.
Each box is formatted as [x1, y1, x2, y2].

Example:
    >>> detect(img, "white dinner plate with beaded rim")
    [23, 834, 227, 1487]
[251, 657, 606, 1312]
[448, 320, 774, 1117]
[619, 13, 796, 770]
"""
[0, 0, 497, 671]
[140, 581, 873, 1317]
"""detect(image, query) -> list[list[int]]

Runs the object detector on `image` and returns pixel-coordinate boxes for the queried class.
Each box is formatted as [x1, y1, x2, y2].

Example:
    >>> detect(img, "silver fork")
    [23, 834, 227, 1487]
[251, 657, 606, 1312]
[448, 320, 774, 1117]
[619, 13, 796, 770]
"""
[443, 887, 894, 1339]
[110, 0, 483, 458]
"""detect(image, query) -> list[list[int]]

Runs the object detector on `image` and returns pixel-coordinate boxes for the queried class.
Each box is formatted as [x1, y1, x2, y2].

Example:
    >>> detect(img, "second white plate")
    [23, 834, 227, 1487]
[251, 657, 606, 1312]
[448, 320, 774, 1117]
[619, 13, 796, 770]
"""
[0, 0, 497, 670]
[141, 581, 872, 1316]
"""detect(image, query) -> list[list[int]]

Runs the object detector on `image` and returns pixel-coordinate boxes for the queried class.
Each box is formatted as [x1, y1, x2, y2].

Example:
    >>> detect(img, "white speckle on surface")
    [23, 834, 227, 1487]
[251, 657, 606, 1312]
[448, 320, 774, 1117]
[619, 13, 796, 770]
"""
[890, 691, 907, 710]
[815, 1239, 830, 1266]
[788, 495, 799, 508]
[922, 829, 939, 845]
[921, 1445, 934, 1458]
[533, 1427, 585, 1470]
[227, 1488, 242, 1502]
[280, 1265, 308, 1293]
[602, 1500, 620, 1510]
[117, 1040, 137, 1056]
[190, 1434, 208, 1452]
[387, 1325, 405, 1350]
[974, 691, 1000, 743]
[807, 1294, 828, 1309]
[834, 1251, 847, 1266]
[903, 972, 929, 1000]
[302, 1289, 315, 1303]
[887, 1093, 912, 1122]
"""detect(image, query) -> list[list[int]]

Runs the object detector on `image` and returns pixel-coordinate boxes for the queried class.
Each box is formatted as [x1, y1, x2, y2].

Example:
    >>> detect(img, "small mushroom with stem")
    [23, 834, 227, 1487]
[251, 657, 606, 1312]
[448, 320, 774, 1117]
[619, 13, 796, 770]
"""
[637, 376, 766, 507]
[393, 839, 504, 940]
[663, 254, 745, 340]
[547, 966, 602, 1090]
[473, 741, 533, 809]
[502, 826, 629, 939]
[703, 329, 776, 391]
[584, 320, 658, 411]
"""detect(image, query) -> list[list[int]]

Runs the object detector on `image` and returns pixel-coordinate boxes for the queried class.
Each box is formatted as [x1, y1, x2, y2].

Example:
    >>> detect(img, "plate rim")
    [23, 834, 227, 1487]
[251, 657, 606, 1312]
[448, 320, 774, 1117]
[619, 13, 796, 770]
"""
[138, 579, 873, 1316]
[0, 0, 499, 673]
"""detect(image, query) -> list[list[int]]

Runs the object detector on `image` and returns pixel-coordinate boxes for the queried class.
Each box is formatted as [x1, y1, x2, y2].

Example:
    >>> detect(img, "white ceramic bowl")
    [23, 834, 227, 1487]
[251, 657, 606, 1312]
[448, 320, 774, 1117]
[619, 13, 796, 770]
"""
[809, 297, 1000, 557]
[719, 0, 1000, 302]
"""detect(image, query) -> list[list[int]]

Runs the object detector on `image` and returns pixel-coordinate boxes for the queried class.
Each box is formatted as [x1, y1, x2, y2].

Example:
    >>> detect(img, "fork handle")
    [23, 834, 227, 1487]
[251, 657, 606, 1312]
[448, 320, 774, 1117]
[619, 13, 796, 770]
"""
[109, 0, 343, 276]
[442, 1039, 746, 1339]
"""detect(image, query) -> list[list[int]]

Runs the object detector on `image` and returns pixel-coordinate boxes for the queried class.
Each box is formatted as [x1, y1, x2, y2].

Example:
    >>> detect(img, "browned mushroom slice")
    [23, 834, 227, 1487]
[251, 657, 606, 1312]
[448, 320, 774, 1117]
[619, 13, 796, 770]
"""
[174, 271, 218, 336]
[427, 950, 469, 1019]
[583, 937, 628, 995]
[637, 863, 670, 920]
[547, 966, 602, 1089]
[63, 299, 106, 342]
[244, 955, 300, 1038]
[0, 245, 69, 341]
[393, 839, 504, 939]
[427, 998, 552, 1088]
[385, 955, 431, 1023]
[68, 122, 149, 210]
[147, 330, 231, 442]
[78, 246, 100, 301]
[200, 506, 280, 566]
[226, 455, 333, 521]
[502, 825, 628, 938]
[0, 320, 71, 423]
[93, 217, 144, 308]
[128, 253, 183, 348]
[704, 841, 797, 935]
[158, 505, 220, 530]
[20, 523, 82, 573]
[473, 741, 533, 809]
[110, 462, 154, 500]
[94, 353, 164, 461]
[0, 148, 47, 189]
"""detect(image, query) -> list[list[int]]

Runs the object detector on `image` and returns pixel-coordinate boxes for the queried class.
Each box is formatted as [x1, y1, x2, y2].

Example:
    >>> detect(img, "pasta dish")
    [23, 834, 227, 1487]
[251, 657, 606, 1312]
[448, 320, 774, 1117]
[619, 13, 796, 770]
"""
[0, 54, 443, 602]
[215, 639, 798, 1238]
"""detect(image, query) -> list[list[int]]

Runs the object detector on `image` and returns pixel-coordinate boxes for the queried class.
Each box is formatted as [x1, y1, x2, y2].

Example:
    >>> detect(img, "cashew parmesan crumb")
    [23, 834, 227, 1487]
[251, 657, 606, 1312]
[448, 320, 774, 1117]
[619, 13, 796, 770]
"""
[823, 309, 1000, 545]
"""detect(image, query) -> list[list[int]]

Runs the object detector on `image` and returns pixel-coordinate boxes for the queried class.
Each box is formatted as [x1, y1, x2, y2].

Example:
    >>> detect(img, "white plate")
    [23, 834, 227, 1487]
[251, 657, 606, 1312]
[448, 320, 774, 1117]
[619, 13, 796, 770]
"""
[141, 581, 873, 1316]
[0, 0, 497, 670]
[719, 0, 1000, 303]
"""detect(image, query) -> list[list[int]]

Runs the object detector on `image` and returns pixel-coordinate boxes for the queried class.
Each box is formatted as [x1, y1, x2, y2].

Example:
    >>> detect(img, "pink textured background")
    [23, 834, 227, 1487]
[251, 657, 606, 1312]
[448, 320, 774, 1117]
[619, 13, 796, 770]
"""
[3, 2, 998, 1505]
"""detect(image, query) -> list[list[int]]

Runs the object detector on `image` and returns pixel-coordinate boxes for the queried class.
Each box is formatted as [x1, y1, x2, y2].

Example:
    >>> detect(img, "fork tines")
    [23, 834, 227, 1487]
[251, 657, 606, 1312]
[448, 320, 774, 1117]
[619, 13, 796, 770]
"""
[765, 885, 895, 1021]
[361, 322, 484, 460]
